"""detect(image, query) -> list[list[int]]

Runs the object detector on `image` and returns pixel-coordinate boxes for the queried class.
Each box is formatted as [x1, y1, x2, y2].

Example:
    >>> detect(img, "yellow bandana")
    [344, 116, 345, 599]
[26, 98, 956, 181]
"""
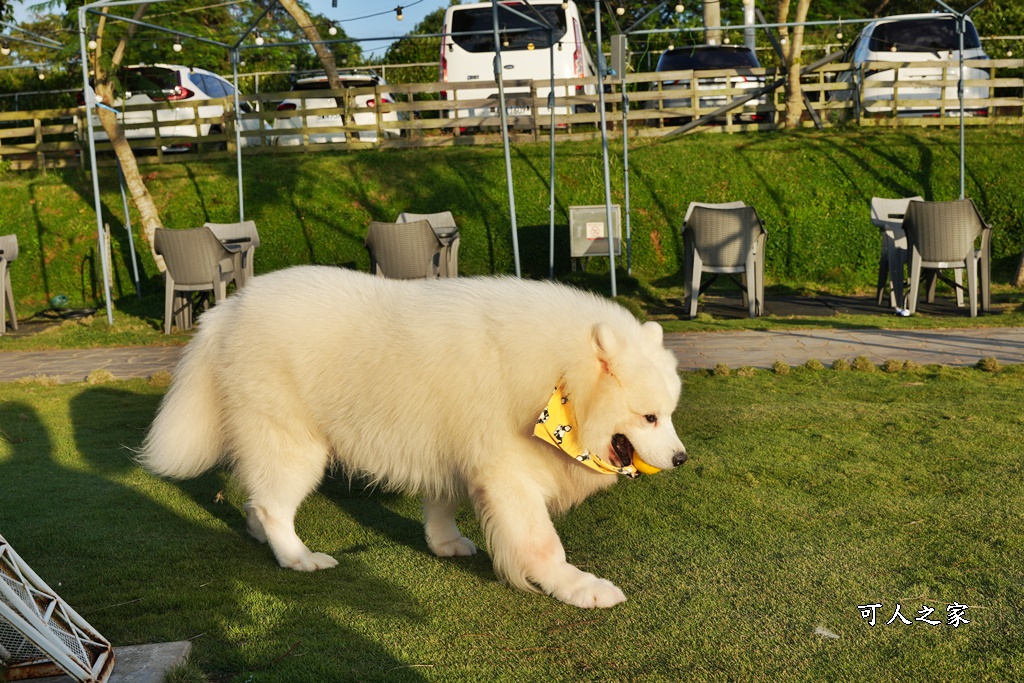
[534, 386, 640, 479]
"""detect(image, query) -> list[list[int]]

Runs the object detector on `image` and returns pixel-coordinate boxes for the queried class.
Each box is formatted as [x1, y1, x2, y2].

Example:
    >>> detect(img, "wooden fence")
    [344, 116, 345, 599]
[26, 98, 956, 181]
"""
[1, 58, 1021, 170]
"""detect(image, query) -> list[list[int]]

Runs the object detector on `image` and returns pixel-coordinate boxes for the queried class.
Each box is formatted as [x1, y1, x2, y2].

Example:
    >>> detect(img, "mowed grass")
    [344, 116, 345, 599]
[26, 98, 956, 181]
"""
[1, 365, 1022, 682]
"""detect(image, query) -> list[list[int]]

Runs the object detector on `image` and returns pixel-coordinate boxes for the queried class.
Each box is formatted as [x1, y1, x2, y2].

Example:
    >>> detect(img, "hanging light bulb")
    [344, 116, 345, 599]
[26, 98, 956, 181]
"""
[561, 1, 569, 8]
[1008, 49, 1014, 57]
[173, 34, 183, 52]
[1, 40, 10, 56]
[675, 4, 684, 12]
[667, 44, 675, 51]
[328, 23, 338, 36]
[395, 5, 404, 21]
[37, 69, 46, 80]
[723, 36, 731, 45]
[87, 35, 98, 51]
[836, 19, 843, 41]
[254, 29, 264, 46]
[616, 6, 625, 15]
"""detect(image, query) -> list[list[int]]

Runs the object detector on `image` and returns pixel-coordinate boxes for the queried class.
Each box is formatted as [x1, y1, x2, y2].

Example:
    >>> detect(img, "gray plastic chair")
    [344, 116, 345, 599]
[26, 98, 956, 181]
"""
[154, 227, 238, 334]
[0, 234, 18, 334]
[682, 203, 766, 319]
[870, 196, 924, 311]
[204, 220, 260, 287]
[365, 220, 446, 279]
[903, 199, 991, 318]
[395, 211, 459, 277]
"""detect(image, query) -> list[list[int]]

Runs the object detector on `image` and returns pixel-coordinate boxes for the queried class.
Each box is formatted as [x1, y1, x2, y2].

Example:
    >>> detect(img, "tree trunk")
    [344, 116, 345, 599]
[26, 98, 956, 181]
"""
[277, 0, 341, 88]
[92, 6, 166, 271]
[777, 0, 812, 130]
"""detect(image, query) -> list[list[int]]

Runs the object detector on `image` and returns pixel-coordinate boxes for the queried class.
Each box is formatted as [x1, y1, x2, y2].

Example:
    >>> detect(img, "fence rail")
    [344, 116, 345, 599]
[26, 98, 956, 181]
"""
[1, 59, 1021, 170]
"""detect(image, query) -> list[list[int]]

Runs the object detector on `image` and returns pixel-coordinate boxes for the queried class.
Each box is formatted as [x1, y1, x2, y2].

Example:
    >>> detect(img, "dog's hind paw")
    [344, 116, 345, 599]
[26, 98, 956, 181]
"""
[429, 536, 477, 557]
[280, 552, 339, 572]
[559, 577, 627, 609]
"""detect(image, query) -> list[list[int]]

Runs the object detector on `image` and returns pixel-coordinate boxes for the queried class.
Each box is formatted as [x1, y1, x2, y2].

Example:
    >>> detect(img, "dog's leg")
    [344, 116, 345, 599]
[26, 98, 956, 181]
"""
[423, 497, 476, 557]
[233, 428, 338, 572]
[472, 479, 626, 609]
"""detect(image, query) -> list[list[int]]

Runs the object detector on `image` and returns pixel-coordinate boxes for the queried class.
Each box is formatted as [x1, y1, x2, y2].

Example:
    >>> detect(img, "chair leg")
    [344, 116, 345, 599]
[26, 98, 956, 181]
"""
[954, 269, 965, 308]
[876, 241, 889, 307]
[889, 243, 906, 311]
[967, 258, 978, 318]
[163, 274, 174, 335]
[907, 250, 922, 314]
[688, 251, 703, 319]
[745, 251, 757, 318]
[0, 260, 9, 334]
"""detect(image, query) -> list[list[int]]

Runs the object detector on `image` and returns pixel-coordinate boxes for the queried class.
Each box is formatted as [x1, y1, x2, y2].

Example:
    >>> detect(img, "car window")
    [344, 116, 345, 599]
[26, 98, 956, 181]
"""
[124, 67, 178, 97]
[868, 17, 981, 53]
[294, 77, 378, 91]
[656, 48, 760, 71]
[450, 5, 567, 52]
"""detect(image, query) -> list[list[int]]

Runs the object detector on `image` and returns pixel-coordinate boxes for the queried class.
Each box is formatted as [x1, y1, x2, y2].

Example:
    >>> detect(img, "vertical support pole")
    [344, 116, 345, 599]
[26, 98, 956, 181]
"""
[78, 6, 114, 326]
[492, 0, 521, 277]
[594, 0, 617, 297]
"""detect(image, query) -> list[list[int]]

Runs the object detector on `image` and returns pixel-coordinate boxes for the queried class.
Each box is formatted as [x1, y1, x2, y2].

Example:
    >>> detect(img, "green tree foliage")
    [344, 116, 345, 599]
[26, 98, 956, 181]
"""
[383, 1, 455, 85]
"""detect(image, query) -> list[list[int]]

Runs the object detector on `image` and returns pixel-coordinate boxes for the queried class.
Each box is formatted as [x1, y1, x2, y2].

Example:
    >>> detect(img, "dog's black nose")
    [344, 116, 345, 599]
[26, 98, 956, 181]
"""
[672, 450, 688, 467]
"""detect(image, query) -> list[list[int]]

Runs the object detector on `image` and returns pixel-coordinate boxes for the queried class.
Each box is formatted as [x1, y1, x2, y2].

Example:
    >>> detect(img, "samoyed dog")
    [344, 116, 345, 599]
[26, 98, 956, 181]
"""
[139, 267, 687, 608]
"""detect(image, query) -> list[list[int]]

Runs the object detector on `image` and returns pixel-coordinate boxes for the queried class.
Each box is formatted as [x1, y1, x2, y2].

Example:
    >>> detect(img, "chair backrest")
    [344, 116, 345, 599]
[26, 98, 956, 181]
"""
[684, 205, 764, 267]
[683, 201, 745, 224]
[0, 234, 18, 262]
[365, 220, 443, 279]
[903, 199, 984, 262]
[395, 211, 458, 237]
[154, 227, 233, 286]
[203, 220, 260, 248]
[870, 196, 923, 231]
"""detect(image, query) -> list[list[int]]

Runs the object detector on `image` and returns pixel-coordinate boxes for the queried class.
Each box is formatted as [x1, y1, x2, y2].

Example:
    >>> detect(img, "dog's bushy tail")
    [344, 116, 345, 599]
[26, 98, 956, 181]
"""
[137, 329, 225, 479]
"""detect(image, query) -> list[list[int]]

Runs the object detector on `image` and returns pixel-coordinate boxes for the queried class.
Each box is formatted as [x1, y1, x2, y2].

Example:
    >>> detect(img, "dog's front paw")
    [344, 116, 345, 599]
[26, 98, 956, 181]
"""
[279, 551, 339, 572]
[559, 577, 627, 609]
[429, 536, 477, 557]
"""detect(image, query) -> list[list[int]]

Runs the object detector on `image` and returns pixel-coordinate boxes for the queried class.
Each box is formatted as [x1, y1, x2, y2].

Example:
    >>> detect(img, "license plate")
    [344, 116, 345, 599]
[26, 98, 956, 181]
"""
[506, 106, 529, 116]
[316, 114, 342, 121]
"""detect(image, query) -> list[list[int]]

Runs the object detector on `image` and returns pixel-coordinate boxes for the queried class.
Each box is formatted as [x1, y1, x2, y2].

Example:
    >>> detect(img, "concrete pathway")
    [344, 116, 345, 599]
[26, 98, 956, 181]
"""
[3, 327, 1024, 383]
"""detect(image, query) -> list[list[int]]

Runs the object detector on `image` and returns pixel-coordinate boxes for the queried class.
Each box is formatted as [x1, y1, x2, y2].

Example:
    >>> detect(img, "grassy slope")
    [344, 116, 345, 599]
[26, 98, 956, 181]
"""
[2, 128, 1023, 318]
[1, 367, 1022, 681]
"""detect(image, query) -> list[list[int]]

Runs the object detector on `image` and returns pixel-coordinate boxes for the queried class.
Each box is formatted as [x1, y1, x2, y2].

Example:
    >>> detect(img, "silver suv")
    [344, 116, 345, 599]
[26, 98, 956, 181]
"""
[834, 14, 990, 116]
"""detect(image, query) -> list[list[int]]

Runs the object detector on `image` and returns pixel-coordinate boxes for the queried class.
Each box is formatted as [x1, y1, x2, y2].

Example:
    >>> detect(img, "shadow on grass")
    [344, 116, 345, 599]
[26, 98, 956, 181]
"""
[0, 386, 430, 682]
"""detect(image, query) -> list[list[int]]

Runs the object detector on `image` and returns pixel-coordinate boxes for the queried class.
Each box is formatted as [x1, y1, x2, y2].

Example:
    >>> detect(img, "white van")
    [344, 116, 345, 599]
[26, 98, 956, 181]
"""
[835, 13, 990, 116]
[439, 0, 597, 124]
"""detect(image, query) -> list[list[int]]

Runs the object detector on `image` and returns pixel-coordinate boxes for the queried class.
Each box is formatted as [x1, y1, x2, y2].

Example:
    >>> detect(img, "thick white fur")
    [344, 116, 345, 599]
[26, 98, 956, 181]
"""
[139, 266, 685, 608]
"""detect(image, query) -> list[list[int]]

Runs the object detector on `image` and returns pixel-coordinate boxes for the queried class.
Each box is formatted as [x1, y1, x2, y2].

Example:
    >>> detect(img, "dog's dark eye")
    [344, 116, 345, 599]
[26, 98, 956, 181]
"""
[644, 414, 657, 424]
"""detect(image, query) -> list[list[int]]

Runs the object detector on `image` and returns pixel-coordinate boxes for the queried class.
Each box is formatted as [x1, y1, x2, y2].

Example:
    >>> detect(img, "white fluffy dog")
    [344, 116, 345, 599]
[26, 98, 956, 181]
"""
[139, 267, 687, 608]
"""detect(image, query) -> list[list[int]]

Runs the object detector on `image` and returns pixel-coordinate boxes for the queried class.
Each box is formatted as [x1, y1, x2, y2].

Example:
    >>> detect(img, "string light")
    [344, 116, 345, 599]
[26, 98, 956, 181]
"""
[173, 34, 182, 52]
[675, 3, 684, 11]
[616, 6, 625, 15]
[1, 40, 9, 56]
[254, 29, 264, 46]
[328, 22, 338, 36]
[395, 5, 404, 21]
[87, 35, 98, 51]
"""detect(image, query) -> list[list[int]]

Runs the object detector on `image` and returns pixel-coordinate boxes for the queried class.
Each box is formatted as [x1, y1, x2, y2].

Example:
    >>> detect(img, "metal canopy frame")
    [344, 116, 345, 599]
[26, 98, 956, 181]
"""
[77, 0, 577, 325]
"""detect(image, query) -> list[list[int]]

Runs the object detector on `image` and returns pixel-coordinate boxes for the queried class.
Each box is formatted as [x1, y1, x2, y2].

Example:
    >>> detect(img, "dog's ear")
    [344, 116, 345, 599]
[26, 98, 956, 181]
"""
[641, 321, 664, 347]
[592, 323, 619, 376]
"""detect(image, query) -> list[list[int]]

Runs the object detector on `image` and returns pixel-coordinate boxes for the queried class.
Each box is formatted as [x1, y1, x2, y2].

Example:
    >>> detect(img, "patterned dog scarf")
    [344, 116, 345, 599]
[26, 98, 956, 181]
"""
[534, 386, 640, 479]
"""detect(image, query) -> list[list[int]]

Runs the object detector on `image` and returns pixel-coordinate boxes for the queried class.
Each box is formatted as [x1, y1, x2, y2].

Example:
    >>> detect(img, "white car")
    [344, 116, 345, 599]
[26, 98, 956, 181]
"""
[85, 64, 264, 152]
[272, 71, 401, 145]
[834, 13, 990, 116]
[650, 45, 768, 123]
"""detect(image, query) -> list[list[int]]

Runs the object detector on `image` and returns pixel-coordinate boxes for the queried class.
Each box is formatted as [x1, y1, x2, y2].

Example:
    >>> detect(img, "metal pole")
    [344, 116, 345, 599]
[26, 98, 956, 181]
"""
[232, 49, 245, 219]
[78, 6, 114, 326]
[492, 0, 521, 278]
[594, 0, 617, 297]
[958, 14, 966, 199]
[116, 160, 142, 299]
[620, 43, 632, 275]
[548, 27, 557, 280]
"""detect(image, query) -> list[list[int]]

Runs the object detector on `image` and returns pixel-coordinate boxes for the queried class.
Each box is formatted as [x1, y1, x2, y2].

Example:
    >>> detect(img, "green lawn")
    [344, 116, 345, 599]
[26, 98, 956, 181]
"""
[1, 365, 1021, 682]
